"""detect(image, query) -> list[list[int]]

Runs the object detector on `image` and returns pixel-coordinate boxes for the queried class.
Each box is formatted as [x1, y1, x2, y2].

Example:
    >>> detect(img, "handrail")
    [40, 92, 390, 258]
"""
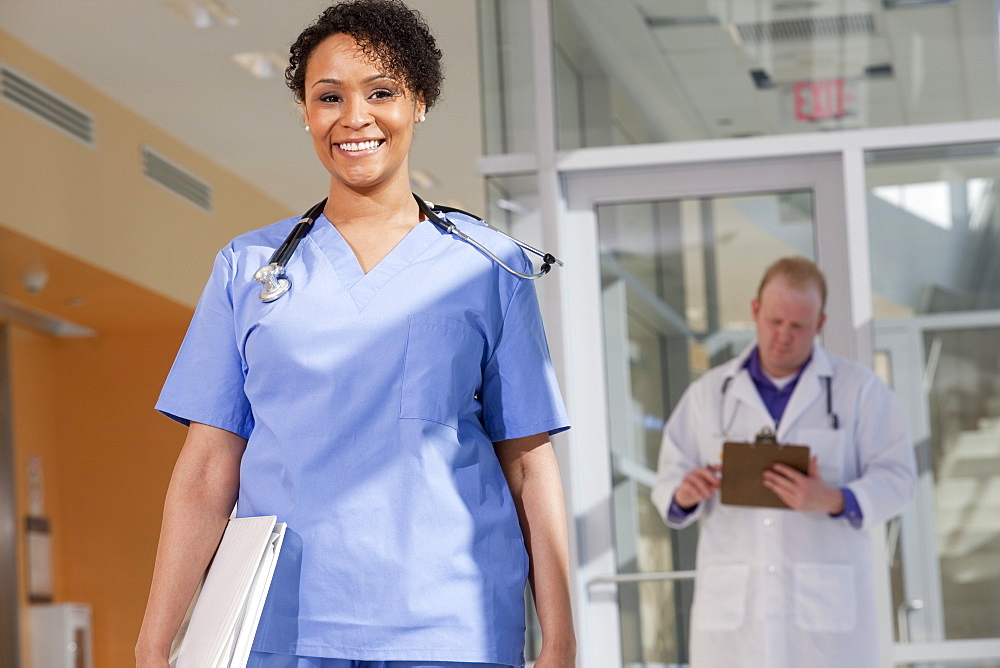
[588, 570, 697, 588]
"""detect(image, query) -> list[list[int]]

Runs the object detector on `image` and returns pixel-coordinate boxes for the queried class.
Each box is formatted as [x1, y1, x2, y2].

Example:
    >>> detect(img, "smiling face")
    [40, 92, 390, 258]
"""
[301, 33, 425, 193]
[751, 275, 826, 378]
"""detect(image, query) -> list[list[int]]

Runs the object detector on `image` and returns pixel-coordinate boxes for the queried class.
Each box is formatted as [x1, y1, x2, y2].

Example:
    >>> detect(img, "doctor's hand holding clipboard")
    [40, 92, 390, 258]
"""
[761, 454, 845, 513]
[673, 454, 843, 513]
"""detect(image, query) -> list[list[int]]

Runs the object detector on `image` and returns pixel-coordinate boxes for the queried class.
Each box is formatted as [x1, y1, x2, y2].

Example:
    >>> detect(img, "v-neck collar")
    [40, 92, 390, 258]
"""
[308, 214, 441, 312]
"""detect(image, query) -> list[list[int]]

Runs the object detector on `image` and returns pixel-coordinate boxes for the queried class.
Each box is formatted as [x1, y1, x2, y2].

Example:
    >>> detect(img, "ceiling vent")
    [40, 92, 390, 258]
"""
[142, 146, 213, 212]
[736, 13, 875, 42]
[1, 65, 94, 145]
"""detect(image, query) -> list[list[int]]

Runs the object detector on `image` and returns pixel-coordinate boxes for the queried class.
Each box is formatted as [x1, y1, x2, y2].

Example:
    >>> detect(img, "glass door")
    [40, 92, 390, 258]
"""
[598, 192, 816, 665]
[877, 317, 1000, 668]
[867, 142, 1000, 667]
[560, 155, 871, 667]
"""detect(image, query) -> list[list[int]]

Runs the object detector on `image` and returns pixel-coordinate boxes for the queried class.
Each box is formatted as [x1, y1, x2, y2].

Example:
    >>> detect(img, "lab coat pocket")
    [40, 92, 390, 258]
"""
[794, 562, 856, 632]
[798, 427, 846, 486]
[400, 313, 485, 430]
[692, 564, 749, 631]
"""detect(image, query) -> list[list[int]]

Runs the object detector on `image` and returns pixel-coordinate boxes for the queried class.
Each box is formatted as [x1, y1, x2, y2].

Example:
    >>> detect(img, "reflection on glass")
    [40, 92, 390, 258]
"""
[924, 329, 1000, 642]
[597, 192, 815, 664]
[477, 0, 537, 154]
[870, 142, 1000, 649]
[869, 143, 1000, 316]
[550, 0, 1000, 150]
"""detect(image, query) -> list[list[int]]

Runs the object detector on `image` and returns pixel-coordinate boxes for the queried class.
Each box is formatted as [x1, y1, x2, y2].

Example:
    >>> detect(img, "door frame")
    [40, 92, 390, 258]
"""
[557, 153, 892, 666]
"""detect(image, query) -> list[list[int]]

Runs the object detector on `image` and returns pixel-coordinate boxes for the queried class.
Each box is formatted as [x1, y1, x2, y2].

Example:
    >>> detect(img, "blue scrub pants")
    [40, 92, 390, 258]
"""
[246, 653, 513, 668]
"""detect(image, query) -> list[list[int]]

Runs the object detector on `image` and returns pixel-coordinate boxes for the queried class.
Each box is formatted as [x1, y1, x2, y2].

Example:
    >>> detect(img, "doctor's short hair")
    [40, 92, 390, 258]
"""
[757, 256, 828, 312]
[286, 0, 444, 108]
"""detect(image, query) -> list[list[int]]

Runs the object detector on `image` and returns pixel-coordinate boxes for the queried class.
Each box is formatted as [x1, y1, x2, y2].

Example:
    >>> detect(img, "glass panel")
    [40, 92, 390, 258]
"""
[549, 0, 1000, 150]
[598, 191, 816, 665]
[477, 0, 537, 154]
[868, 142, 1000, 316]
[869, 142, 1000, 650]
[900, 663, 1000, 668]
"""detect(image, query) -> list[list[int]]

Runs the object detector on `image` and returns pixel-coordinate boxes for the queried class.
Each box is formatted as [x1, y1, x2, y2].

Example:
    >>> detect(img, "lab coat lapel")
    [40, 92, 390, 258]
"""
[724, 344, 775, 434]
[776, 341, 833, 441]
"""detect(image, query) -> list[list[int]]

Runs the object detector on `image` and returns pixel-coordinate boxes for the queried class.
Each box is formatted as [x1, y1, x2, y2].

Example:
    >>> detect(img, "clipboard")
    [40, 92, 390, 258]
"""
[720, 430, 810, 509]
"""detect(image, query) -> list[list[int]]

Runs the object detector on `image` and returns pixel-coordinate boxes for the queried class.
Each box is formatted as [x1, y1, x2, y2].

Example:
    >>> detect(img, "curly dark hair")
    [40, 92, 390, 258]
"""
[286, 0, 444, 109]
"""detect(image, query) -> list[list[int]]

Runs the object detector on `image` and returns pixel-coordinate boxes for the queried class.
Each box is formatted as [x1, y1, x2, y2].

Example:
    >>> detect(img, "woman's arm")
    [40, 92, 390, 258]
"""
[135, 422, 247, 668]
[495, 432, 576, 668]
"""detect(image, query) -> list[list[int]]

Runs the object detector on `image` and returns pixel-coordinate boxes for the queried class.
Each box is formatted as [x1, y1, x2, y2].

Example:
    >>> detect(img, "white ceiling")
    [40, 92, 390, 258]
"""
[5, 0, 1000, 222]
[562, 0, 1000, 142]
[0, 0, 485, 215]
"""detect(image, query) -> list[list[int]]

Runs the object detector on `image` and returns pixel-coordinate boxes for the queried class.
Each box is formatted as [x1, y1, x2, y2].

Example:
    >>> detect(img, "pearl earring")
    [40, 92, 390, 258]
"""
[419, 114, 426, 123]
[304, 125, 311, 133]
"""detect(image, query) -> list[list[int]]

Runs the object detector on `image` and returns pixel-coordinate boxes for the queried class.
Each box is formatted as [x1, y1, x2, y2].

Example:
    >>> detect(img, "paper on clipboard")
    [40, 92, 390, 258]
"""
[720, 441, 810, 508]
[169, 515, 286, 668]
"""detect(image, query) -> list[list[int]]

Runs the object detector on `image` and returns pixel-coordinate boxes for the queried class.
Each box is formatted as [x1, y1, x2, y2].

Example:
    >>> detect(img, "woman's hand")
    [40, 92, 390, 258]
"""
[135, 423, 246, 667]
[533, 637, 577, 668]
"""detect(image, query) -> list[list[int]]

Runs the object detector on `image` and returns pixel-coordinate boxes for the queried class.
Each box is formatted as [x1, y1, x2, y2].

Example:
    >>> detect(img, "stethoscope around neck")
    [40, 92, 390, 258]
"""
[718, 373, 840, 437]
[253, 193, 564, 302]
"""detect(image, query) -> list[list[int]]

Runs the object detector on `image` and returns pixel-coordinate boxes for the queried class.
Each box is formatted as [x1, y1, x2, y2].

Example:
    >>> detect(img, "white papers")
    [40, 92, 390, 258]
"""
[170, 516, 286, 668]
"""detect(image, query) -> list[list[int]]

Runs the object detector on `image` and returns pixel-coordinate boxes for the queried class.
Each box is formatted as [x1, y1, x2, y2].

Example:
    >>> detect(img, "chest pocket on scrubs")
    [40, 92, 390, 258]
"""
[400, 313, 486, 430]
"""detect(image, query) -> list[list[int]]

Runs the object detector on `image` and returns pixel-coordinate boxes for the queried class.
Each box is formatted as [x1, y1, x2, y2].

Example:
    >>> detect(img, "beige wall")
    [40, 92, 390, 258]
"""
[0, 31, 293, 308]
[0, 30, 296, 668]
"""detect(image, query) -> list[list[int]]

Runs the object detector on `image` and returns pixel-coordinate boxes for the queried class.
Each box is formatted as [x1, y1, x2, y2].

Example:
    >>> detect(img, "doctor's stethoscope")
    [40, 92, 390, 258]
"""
[717, 374, 840, 437]
[253, 194, 564, 302]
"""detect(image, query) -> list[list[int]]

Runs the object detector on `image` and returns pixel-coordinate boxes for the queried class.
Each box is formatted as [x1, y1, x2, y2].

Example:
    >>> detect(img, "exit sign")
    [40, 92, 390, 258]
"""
[792, 78, 856, 122]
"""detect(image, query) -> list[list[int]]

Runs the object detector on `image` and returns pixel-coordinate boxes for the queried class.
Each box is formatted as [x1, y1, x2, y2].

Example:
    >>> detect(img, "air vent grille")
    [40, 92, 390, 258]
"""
[142, 147, 213, 212]
[737, 13, 874, 42]
[1, 65, 94, 145]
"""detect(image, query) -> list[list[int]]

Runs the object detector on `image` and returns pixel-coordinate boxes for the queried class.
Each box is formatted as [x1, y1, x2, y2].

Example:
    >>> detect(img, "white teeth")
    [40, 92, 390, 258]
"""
[339, 140, 381, 151]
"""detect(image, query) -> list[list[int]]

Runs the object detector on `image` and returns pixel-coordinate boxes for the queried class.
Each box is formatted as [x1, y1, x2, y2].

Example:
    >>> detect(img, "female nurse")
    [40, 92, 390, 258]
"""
[134, 1, 576, 667]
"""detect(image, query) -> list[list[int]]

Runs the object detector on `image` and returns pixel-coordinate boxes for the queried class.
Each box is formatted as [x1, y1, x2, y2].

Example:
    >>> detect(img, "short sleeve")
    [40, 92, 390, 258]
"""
[155, 251, 253, 439]
[481, 274, 569, 441]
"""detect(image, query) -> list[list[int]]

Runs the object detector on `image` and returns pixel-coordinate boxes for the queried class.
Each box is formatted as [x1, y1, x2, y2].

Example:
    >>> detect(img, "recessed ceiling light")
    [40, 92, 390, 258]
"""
[166, 0, 240, 29]
[232, 52, 286, 79]
[495, 198, 527, 214]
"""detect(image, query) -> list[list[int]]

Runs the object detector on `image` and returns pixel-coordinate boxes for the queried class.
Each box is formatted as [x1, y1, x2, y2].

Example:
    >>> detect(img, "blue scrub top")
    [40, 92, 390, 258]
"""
[156, 210, 570, 666]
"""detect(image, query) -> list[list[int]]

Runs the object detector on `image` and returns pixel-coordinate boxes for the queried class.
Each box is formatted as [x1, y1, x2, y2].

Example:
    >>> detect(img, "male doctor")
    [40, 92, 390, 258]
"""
[652, 256, 917, 668]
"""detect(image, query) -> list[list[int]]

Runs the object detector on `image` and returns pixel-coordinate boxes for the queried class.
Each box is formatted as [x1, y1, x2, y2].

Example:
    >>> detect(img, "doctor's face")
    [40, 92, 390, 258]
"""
[751, 275, 826, 378]
[301, 33, 425, 192]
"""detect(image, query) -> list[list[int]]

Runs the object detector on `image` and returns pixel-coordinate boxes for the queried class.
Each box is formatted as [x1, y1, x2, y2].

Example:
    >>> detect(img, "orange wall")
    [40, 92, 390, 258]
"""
[53, 328, 190, 667]
[10, 326, 62, 666]
[11, 316, 193, 667]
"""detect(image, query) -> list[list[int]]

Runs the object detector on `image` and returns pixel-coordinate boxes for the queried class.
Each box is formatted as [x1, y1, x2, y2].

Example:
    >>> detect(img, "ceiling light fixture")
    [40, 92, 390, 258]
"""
[495, 198, 527, 214]
[409, 169, 439, 190]
[232, 52, 286, 79]
[166, 0, 240, 29]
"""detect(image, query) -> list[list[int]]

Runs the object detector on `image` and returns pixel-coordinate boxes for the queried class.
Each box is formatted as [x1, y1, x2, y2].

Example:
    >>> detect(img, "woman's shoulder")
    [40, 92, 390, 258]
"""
[219, 215, 301, 258]
[440, 210, 531, 273]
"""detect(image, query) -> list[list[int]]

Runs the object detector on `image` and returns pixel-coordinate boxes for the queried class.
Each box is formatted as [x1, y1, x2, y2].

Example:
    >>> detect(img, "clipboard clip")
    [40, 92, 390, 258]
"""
[754, 427, 778, 445]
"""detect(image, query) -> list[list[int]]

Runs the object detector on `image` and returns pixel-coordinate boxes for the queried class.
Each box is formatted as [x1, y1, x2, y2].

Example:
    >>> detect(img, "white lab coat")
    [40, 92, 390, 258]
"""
[651, 342, 916, 668]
